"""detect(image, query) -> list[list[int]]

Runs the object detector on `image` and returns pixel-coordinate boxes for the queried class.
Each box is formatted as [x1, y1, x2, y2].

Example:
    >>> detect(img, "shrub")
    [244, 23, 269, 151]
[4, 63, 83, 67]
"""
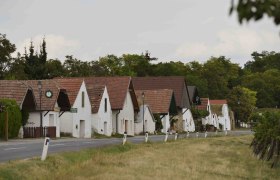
[191, 107, 209, 119]
[250, 111, 280, 168]
[154, 114, 163, 132]
[0, 99, 22, 138]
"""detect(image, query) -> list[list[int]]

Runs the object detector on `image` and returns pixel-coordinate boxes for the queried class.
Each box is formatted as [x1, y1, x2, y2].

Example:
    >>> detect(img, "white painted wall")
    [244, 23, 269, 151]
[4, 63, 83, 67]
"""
[112, 111, 118, 134]
[91, 87, 113, 136]
[60, 81, 92, 138]
[161, 113, 170, 133]
[135, 105, 155, 135]
[60, 112, 73, 134]
[217, 104, 231, 130]
[27, 110, 60, 137]
[113, 91, 135, 136]
[182, 108, 195, 132]
[201, 100, 215, 127]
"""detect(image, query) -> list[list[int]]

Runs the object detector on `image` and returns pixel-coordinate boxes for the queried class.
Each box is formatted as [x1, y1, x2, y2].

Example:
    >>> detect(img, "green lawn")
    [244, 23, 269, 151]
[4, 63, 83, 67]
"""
[0, 135, 279, 180]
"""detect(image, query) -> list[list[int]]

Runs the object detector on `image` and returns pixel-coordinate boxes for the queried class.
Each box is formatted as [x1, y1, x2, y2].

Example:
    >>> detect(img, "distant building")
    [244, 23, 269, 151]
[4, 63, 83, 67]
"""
[132, 76, 193, 132]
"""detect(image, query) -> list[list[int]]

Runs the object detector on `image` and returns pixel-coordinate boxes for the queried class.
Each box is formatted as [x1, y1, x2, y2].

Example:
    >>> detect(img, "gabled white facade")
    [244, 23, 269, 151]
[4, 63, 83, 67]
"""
[161, 113, 170, 133]
[201, 100, 213, 127]
[182, 108, 195, 132]
[27, 103, 61, 137]
[217, 104, 231, 130]
[91, 87, 113, 136]
[60, 81, 92, 138]
[112, 91, 135, 136]
[135, 105, 155, 134]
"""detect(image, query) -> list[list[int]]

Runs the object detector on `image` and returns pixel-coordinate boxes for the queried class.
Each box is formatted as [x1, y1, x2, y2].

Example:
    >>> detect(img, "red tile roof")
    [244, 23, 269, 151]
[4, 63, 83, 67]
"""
[196, 98, 209, 110]
[86, 84, 106, 113]
[135, 89, 175, 114]
[0, 80, 31, 106]
[55, 78, 84, 106]
[85, 77, 139, 111]
[23, 80, 69, 111]
[132, 76, 191, 109]
[209, 100, 227, 105]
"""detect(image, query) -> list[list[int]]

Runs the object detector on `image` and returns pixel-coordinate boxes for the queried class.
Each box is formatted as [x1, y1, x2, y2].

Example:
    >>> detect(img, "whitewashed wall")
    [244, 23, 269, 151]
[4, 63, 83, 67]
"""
[113, 91, 135, 136]
[202, 100, 214, 127]
[135, 105, 155, 134]
[91, 87, 113, 136]
[72, 81, 91, 138]
[182, 108, 195, 132]
[60, 81, 92, 138]
[218, 104, 231, 130]
[27, 110, 60, 137]
[112, 111, 117, 134]
[60, 112, 73, 134]
[161, 113, 170, 133]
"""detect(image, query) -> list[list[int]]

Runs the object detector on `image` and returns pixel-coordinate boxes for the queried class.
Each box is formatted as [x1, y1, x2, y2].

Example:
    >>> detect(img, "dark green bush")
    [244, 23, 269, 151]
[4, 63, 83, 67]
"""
[191, 107, 209, 119]
[0, 99, 22, 138]
[154, 114, 163, 132]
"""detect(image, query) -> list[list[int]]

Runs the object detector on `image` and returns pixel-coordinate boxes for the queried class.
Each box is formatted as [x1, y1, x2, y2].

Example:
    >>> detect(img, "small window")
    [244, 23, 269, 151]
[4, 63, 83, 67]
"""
[104, 98, 107, 112]
[82, 91, 85, 107]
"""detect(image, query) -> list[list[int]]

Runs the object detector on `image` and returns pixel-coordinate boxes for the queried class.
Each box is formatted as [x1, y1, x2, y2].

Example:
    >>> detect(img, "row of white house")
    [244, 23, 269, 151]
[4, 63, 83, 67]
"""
[197, 98, 231, 131]
[0, 76, 231, 138]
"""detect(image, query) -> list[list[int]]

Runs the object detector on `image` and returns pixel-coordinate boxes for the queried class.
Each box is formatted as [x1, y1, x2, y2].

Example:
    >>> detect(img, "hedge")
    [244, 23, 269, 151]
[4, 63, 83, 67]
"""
[0, 99, 22, 138]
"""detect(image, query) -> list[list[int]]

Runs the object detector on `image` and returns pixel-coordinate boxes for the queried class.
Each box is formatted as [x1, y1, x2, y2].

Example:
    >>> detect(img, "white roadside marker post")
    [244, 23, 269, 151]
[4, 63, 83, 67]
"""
[196, 131, 199, 138]
[174, 132, 178, 141]
[225, 128, 228, 136]
[145, 131, 149, 143]
[122, 132, 127, 145]
[215, 129, 218, 135]
[164, 131, 168, 142]
[205, 131, 208, 138]
[41, 137, 50, 161]
[187, 131, 189, 138]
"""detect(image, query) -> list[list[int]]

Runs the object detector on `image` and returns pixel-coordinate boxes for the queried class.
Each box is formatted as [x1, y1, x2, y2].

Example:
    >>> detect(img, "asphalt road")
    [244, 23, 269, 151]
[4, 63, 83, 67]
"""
[0, 130, 253, 163]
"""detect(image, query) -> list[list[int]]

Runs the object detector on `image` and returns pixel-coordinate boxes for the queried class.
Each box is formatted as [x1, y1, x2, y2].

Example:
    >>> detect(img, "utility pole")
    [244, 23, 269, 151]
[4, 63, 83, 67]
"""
[142, 92, 145, 134]
[5, 111, 8, 141]
[0, 103, 8, 141]
[38, 81, 43, 137]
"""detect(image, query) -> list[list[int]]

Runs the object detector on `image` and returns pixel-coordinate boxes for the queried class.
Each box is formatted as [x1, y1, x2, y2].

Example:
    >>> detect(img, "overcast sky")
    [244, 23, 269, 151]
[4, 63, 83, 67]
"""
[1, 0, 279, 66]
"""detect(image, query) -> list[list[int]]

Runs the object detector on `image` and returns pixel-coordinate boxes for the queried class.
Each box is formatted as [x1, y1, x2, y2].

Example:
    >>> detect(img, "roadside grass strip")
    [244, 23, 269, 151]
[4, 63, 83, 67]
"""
[0, 135, 279, 180]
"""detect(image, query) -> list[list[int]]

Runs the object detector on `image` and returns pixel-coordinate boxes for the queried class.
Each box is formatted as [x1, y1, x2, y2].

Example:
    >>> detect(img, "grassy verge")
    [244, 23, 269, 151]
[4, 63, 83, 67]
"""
[0, 135, 279, 179]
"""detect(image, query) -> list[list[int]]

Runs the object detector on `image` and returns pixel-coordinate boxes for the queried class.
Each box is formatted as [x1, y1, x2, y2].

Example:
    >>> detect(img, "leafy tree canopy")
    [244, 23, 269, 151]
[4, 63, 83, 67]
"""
[244, 51, 280, 73]
[0, 34, 16, 79]
[202, 56, 240, 99]
[227, 86, 257, 122]
[230, 0, 280, 26]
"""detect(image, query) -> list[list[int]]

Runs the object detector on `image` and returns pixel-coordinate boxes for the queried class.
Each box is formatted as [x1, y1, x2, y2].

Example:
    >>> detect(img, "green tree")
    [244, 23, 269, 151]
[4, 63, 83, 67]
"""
[227, 86, 257, 124]
[242, 69, 280, 108]
[98, 55, 123, 76]
[63, 55, 93, 77]
[6, 53, 28, 80]
[151, 61, 187, 76]
[185, 61, 208, 97]
[45, 59, 65, 78]
[24, 39, 48, 79]
[202, 56, 240, 99]
[230, 0, 280, 26]
[0, 34, 16, 79]
[121, 54, 152, 76]
[250, 111, 280, 168]
[0, 99, 22, 138]
[244, 51, 280, 73]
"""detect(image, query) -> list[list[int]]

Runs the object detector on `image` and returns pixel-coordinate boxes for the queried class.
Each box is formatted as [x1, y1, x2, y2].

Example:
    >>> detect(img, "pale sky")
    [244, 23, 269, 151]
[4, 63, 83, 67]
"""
[1, 0, 279, 66]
